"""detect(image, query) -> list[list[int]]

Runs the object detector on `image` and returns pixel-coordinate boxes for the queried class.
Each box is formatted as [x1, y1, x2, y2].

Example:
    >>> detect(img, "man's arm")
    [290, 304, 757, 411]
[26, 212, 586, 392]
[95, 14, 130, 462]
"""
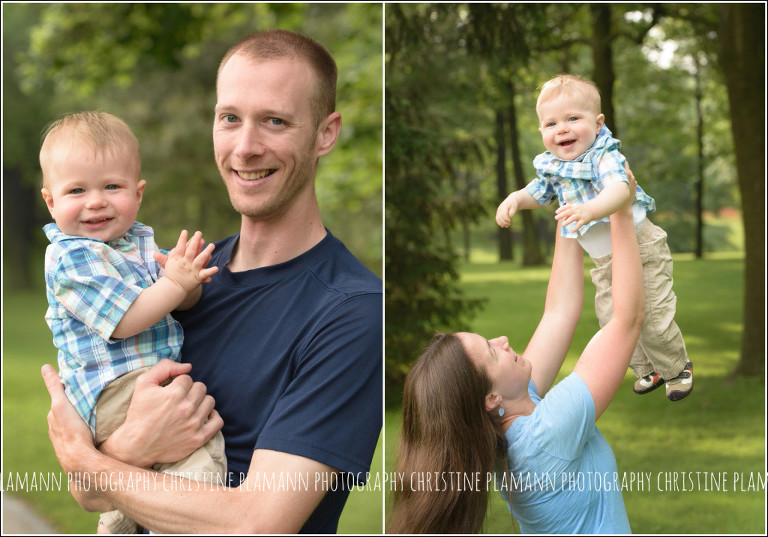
[42, 365, 339, 533]
[112, 231, 217, 339]
[524, 222, 584, 396]
[554, 181, 631, 232]
[110, 450, 334, 534]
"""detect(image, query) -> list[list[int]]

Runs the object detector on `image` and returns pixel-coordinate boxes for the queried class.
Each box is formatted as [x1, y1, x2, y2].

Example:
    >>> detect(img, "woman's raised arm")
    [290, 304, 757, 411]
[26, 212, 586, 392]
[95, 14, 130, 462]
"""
[525, 222, 585, 396]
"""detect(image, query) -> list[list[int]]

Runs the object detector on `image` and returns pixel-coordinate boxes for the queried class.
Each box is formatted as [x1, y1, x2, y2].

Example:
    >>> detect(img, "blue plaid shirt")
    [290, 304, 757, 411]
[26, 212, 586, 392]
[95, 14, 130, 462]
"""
[43, 221, 183, 432]
[527, 126, 656, 238]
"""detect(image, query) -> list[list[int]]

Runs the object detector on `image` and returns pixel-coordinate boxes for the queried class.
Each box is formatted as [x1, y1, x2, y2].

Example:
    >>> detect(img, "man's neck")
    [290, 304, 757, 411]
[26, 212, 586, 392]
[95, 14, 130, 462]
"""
[227, 205, 327, 272]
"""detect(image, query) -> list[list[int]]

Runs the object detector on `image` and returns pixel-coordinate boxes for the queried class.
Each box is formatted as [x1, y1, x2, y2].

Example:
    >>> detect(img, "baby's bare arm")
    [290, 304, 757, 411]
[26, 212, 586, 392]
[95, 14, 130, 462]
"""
[496, 188, 540, 228]
[555, 182, 631, 232]
[112, 231, 217, 338]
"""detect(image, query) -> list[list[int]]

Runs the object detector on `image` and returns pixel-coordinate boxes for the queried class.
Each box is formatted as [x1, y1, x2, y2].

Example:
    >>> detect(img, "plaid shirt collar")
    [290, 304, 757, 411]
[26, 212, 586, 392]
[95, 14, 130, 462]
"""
[44, 221, 154, 248]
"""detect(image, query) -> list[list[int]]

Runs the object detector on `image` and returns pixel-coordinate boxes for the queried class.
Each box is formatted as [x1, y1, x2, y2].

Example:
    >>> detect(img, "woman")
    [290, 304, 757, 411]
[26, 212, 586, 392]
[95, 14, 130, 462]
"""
[391, 177, 643, 533]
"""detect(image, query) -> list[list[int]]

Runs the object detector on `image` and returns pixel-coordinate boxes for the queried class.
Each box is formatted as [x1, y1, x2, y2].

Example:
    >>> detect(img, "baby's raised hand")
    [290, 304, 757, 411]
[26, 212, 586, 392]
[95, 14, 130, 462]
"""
[496, 195, 519, 228]
[163, 230, 219, 292]
[555, 203, 594, 232]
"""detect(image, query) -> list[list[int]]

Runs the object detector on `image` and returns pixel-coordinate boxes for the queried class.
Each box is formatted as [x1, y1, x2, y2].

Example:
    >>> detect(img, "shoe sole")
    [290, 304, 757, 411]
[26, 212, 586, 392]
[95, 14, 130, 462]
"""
[667, 386, 693, 401]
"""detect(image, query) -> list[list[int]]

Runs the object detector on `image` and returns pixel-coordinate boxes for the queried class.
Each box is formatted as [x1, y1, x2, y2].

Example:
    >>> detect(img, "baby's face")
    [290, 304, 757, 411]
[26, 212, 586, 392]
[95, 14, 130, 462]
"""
[41, 142, 144, 242]
[537, 94, 604, 161]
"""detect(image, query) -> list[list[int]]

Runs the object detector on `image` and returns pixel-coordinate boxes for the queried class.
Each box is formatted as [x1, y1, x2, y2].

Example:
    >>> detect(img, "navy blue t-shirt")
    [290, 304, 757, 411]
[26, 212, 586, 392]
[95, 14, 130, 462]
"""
[173, 230, 382, 533]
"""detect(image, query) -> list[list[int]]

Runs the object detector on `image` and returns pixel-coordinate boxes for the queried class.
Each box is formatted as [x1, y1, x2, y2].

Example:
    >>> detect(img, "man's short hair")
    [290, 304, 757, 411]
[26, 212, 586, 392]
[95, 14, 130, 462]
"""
[40, 111, 141, 187]
[536, 74, 602, 116]
[218, 29, 338, 127]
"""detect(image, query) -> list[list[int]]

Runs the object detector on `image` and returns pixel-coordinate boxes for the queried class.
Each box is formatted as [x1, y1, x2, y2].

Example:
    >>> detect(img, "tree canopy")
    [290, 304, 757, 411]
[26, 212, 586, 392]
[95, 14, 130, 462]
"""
[384, 3, 761, 400]
[3, 3, 382, 283]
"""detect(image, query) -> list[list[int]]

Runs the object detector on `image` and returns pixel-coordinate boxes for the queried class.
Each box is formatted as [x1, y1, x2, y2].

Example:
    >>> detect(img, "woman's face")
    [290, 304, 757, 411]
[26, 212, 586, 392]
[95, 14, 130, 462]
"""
[457, 332, 531, 400]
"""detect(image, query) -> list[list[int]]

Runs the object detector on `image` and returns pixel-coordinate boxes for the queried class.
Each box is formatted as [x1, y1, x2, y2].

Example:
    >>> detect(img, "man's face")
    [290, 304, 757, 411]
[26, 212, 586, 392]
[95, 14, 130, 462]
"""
[213, 54, 324, 221]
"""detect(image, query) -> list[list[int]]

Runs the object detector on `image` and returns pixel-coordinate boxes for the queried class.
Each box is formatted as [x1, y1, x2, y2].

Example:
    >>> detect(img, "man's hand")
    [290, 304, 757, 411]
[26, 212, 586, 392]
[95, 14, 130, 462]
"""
[554, 202, 595, 232]
[100, 360, 223, 468]
[160, 231, 219, 292]
[41, 364, 113, 512]
[42, 364, 96, 471]
[496, 194, 520, 228]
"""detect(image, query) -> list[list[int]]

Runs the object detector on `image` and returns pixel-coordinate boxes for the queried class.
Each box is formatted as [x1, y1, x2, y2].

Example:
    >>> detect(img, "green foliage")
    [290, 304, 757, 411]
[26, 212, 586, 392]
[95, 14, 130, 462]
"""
[385, 5, 487, 404]
[383, 2, 742, 403]
[5, 3, 382, 275]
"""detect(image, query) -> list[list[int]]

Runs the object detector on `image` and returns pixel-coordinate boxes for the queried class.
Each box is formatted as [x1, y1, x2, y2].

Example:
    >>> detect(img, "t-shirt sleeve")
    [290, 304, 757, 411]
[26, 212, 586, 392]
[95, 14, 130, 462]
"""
[50, 243, 143, 341]
[530, 372, 595, 460]
[526, 176, 557, 206]
[254, 293, 383, 481]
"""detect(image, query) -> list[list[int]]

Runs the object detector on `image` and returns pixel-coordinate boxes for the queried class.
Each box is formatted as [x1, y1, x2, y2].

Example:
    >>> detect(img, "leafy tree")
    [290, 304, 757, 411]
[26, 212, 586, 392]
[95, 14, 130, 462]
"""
[5, 3, 382, 284]
[643, 3, 763, 376]
[385, 4, 485, 403]
[716, 4, 764, 376]
[2, 3, 55, 288]
[464, 3, 547, 266]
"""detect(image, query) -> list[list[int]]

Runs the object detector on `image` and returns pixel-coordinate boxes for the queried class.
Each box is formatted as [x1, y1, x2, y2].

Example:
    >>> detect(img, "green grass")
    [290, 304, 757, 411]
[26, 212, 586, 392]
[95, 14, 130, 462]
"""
[385, 252, 765, 533]
[2, 290, 383, 533]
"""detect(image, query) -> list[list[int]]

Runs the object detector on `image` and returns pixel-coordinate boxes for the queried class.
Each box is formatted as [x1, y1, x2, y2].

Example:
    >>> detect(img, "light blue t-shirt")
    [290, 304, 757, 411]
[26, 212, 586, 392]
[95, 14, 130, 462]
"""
[501, 372, 631, 534]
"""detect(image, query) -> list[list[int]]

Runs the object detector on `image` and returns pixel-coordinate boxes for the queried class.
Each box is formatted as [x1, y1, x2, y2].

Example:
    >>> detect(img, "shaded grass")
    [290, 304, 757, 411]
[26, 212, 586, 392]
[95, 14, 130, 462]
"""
[384, 253, 765, 533]
[2, 290, 383, 534]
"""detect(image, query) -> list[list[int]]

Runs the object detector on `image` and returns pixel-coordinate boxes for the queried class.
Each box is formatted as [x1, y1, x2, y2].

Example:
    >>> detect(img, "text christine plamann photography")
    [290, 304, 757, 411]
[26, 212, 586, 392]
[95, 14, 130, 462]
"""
[3, 470, 766, 495]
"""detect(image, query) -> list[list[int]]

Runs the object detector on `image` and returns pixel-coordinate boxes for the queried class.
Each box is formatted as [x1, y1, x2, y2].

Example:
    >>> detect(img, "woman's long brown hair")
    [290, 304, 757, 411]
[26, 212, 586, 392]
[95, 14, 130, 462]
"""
[389, 333, 508, 533]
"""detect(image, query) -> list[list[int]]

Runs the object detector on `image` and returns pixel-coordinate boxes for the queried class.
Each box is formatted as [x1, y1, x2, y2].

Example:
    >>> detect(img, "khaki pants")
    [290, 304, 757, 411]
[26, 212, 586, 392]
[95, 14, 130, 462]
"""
[94, 367, 227, 534]
[590, 218, 689, 380]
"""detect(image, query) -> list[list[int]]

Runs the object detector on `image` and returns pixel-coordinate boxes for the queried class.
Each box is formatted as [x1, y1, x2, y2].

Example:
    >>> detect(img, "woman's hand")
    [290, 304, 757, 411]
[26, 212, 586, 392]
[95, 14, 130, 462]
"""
[622, 161, 638, 211]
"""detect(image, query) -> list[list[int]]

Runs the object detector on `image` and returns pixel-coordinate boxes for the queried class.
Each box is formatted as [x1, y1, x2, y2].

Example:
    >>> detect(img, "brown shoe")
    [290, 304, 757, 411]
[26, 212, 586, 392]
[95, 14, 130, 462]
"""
[666, 362, 693, 401]
[633, 372, 664, 394]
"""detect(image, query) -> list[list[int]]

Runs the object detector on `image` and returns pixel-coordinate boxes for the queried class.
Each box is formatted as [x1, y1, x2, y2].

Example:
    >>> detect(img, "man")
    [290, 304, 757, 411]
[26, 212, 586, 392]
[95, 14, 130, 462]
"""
[41, 29, 382, 533]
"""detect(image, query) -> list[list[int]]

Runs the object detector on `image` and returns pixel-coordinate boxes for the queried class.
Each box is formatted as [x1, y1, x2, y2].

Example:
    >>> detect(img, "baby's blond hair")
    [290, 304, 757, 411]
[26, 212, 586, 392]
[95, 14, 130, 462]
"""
[536, 74, 602, 116]
[40, 111, 140, 187]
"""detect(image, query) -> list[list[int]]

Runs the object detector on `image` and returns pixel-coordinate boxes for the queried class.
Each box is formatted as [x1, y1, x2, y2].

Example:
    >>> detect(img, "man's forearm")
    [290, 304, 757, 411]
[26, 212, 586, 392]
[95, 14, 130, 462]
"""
[87, 450, 331, 533]
[72, 452, 242, 533]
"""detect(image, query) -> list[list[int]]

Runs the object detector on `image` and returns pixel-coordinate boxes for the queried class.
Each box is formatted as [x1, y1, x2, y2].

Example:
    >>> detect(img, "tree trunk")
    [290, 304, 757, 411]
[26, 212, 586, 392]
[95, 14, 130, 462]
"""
[2, 166, 38, 289]
[462, 218, 471, 263]
[590, 4, 617, 136]
[694, 56, 705, 259]
[718, 4, 765, 376]
[495, 110, 513, 261]
[507, 80, 544, 266]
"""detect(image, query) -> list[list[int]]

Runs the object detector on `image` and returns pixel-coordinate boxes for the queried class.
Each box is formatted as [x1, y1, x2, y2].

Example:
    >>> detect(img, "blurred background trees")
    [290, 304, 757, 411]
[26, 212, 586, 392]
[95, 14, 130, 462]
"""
[3, 3, 383, 287]
[385, 3, 763, 401]
[2, 2, 763, 406]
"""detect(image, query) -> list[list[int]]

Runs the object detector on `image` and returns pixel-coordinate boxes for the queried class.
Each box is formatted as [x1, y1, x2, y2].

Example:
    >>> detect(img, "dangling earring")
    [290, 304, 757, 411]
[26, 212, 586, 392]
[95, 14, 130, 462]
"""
[498, 406, 505, 417]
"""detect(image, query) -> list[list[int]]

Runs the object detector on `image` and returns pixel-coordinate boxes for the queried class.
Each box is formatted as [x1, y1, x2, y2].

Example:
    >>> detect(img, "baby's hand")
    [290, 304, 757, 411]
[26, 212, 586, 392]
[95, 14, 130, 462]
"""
[163, 230, 218, 292]
[496, 195, 519, 228]
[554, 203, 594, 232]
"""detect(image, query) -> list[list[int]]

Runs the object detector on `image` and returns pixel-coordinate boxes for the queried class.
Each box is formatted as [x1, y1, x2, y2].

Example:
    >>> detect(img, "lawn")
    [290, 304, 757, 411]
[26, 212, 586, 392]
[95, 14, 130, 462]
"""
[1, 290, 384, 534]
[385, 251, 765, 534]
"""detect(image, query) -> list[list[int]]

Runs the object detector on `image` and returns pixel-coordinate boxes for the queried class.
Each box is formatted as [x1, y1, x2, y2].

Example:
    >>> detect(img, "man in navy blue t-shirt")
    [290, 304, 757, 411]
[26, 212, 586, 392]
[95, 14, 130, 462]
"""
[42, 29, 382, 533]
